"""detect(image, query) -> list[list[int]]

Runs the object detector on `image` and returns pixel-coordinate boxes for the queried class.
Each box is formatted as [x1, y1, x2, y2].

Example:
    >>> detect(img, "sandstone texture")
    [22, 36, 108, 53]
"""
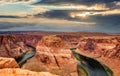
[0, 35, 29, 57]
[0, 68, 58, 76]
[23, 35, 78, 76]
[0, 57, 19, 68]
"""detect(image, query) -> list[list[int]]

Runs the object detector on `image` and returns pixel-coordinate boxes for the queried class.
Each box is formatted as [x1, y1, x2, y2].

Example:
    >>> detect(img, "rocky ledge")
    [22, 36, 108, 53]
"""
[0, 68, 58, 76]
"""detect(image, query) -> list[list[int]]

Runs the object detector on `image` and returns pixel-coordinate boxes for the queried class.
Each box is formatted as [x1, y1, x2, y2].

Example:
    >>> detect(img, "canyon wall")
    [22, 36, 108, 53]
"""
[0, 33, 120, 76]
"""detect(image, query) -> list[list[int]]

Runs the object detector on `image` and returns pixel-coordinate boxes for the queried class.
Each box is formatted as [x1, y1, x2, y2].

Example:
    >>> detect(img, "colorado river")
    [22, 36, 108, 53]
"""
[15, 45, 36, 67]
[15, 47, 113, 76]
[71, 48, 114, 76]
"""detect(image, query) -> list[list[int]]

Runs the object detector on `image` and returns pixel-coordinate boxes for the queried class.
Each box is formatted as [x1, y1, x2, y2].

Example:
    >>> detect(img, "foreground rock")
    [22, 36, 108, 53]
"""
[0, 57, 19, 68]
[0, 68, 58, 76]
[23, 35, 78, 76]
[76, 36, 120, 76]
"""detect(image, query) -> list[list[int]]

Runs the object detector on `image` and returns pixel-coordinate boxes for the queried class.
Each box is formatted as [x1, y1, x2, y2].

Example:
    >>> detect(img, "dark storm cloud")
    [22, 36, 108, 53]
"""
[0, 22, 23, 29]
[0, 22, 37, 30]
[34, 10, 104, 21]
[34, 10, 91, 22]
[34, 0, 120, 12]
[87, 14, 120, 33]
[34, 9, 119, 21]
[34, 0, 120, 5]
[90, 14, 120, 33]
[0, 15, 20, 18]
[35, 10, 71, 19]
[90, 15, 120, 26]
[33, 9, 120, 33]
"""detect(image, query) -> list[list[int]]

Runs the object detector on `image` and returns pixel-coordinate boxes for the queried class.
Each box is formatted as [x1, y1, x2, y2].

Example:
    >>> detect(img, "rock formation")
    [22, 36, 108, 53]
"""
[0, 68, 58, 76]
[0, 35, 31, 57]
[23, 35, 78, 76]
[76, 36, 120, 76]
[0, 57, 19, 68]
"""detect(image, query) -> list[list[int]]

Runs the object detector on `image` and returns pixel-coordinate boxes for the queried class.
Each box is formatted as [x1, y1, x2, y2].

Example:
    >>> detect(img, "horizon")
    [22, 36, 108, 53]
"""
[0, 31, 120, 35]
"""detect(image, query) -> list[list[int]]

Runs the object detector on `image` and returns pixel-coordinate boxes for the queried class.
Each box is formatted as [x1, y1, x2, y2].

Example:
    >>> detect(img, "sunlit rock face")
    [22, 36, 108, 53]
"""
[57, 35, 80, 48]
[0, 57, 19, 68]
[16, 34, 42, 48]
[77, 36, 120, 76]
[0, 68, 58, 76]
[35, 35, 78, 76]
[0, 35, 29, 57]
[0, 34, 41, 58]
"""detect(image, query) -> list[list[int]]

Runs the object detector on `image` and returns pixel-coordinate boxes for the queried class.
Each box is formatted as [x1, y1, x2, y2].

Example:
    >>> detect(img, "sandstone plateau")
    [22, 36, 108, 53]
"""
[0, 32, 120, 76]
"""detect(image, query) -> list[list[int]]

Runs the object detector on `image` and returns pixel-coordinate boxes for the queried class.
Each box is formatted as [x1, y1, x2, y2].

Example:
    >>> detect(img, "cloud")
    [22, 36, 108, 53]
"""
[91, 14, 120, 25]
[34, 10, 70, 19]
[36, 4, 109, 10]
[32, 9, 120, 32]
[0, 16, 95, 24]
[0, 19, 119, 33]
[70, 9, 120, 19]
[0, 15, 20, 18]
[0, 0, 119, 33]
[34, 0, 120, 12]
[34, 8, 120, 20]
[0, 16, 95, 30]
[115, 1, 120, 5]
[0, 3, 43, 17]
[0, 0, 42, 4]
[0, 1, 49, 17]
[0, 22, 27, 30]
[31, 6, 49, 15]
[32, 3, 119, 19]
[34, 0, 120, 5]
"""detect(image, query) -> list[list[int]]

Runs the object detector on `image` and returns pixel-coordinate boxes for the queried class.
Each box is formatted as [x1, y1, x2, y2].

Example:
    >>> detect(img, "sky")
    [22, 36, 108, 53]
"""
[0, 0, 120, 33]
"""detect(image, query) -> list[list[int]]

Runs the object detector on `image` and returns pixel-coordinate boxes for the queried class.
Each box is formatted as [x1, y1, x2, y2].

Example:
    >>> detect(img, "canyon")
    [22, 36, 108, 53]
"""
[0, 32, 120, 76]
